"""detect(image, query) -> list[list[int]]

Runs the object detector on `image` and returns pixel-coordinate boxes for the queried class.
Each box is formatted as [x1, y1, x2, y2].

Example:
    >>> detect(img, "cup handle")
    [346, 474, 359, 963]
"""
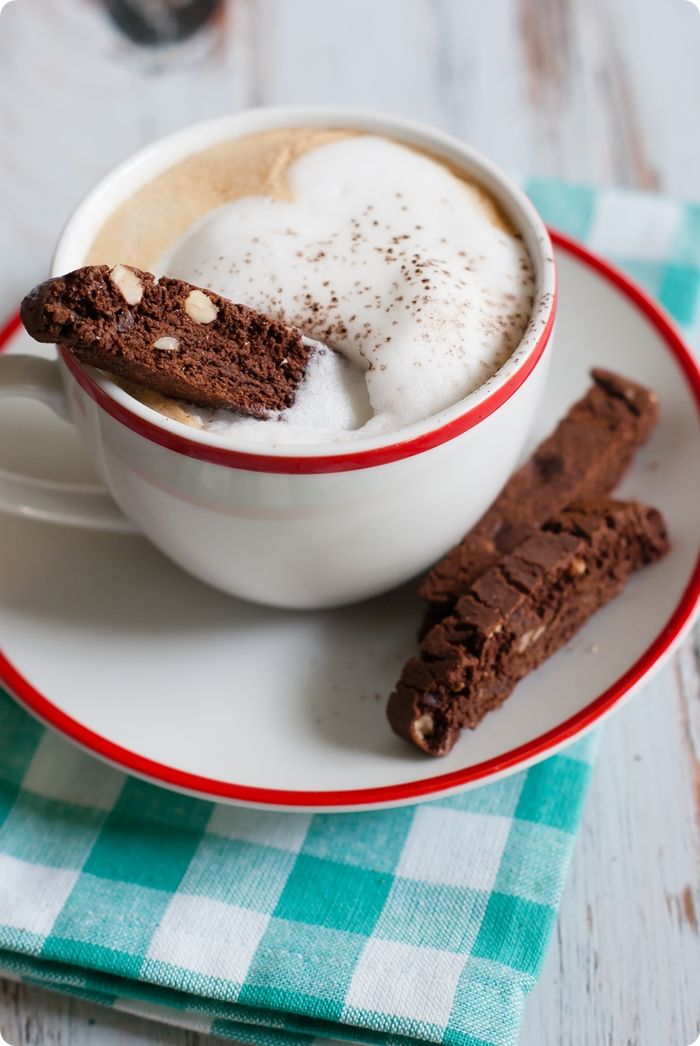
[0, 354, 136, 532]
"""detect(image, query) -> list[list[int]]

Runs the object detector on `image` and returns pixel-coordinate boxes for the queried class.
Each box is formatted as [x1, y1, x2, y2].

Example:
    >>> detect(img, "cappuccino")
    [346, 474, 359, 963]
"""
[88, 129, 534, 444]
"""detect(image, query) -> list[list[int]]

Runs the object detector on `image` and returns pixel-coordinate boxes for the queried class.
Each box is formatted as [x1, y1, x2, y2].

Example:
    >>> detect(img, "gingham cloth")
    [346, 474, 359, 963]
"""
[0, 180, 698, 1046]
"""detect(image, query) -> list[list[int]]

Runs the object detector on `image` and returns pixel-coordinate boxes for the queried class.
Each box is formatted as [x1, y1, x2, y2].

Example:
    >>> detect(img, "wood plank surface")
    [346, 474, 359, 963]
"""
[0, 0, 699, 1043]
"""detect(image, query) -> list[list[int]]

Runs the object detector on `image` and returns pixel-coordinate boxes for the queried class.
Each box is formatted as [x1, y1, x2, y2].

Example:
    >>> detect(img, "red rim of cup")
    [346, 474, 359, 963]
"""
[56, 288, 556, 475]
[1, 229, 699, 808]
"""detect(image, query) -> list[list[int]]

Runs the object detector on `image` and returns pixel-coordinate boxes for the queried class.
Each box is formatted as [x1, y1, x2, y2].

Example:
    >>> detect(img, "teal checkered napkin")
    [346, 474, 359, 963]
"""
[1, 182, 699, 1046]
[0, 692, 596, 1046]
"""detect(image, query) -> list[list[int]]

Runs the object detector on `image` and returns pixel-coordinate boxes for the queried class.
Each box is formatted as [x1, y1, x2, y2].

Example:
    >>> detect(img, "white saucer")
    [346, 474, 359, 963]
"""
[1, 233, 699, 812]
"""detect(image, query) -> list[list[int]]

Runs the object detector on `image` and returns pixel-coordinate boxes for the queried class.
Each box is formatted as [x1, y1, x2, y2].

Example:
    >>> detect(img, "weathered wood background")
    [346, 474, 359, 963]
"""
[0, 0, 699, 1043]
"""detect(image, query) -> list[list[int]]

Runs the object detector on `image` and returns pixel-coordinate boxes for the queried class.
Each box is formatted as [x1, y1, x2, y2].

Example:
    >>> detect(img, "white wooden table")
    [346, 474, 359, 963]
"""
[1, 1, 699, 1043]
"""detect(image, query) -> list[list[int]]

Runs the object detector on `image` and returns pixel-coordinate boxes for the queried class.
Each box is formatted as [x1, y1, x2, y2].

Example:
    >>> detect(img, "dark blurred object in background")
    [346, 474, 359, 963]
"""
[106, 0, 223, 46]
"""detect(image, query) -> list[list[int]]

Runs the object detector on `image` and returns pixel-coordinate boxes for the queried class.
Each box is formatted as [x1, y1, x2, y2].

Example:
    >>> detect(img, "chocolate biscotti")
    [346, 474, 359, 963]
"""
[388, 498, 669, 756]
[420, 370, 660, 633]
[21, 265, 313, 416]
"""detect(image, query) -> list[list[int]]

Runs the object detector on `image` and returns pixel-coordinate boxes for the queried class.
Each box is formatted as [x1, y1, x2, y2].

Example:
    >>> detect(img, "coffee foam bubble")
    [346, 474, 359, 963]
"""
[161, 135, 534, 444]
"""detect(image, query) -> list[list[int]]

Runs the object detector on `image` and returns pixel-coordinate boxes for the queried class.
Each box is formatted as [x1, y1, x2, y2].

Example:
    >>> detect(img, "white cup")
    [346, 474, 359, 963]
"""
[0, 107, 556, 609]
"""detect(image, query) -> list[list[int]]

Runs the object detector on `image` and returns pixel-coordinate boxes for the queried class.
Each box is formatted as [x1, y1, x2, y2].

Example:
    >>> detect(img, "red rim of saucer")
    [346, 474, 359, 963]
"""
[1, 229, 699, 807]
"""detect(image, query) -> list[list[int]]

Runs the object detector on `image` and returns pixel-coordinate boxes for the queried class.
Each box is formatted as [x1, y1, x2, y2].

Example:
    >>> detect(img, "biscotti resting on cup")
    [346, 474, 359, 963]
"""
[20, 265, 314, 417]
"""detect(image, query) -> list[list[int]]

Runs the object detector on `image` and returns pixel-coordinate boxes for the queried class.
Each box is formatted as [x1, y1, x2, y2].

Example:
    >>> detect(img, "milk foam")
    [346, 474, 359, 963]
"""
[188, 340, 373, 445]
[162, 136, 534, 444]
